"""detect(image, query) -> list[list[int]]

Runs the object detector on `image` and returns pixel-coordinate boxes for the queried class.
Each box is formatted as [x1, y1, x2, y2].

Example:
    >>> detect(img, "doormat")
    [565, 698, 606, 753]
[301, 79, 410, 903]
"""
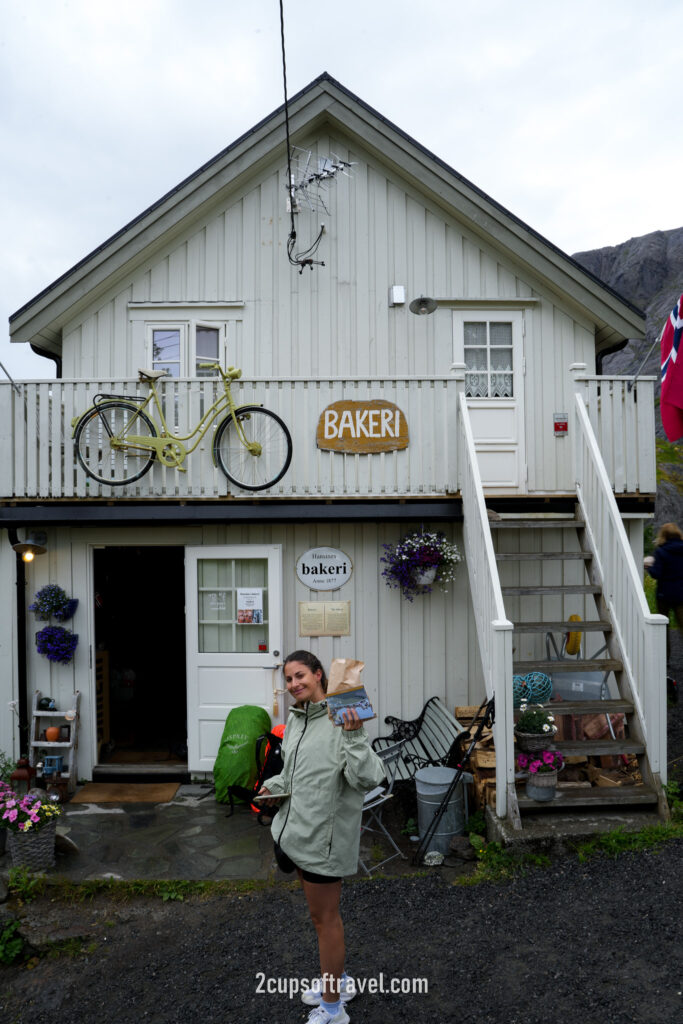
[71, 782, 179, 804]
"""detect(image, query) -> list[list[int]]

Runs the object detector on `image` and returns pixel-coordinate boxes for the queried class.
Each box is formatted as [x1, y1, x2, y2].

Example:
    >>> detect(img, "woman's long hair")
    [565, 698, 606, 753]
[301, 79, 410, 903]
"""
[655, 522, 683, 546]
[283, 650, 328, 694]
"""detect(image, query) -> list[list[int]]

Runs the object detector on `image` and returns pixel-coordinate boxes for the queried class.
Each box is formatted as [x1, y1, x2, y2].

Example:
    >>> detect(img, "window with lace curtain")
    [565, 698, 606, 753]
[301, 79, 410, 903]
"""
[464, 320, 514, 398]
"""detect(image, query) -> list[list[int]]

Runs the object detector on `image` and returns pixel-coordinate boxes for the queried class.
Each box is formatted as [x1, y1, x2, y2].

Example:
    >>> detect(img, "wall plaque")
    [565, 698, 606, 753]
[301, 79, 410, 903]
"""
[298, 601, 351, 637]
[316, 400, 409, 453]
[296, 547, 352, 591]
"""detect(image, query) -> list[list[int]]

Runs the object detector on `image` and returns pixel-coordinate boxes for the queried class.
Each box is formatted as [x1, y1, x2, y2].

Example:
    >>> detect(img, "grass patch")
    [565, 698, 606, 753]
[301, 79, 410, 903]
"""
[0, 920, 25, 965]
[8, 867, 47, 904]
[454, 840, 551, 886]
[44, 938, 99, 959]
[572, 820, 683, 862]
[35, 876, 284, 904]
[655, 437, 683, 493]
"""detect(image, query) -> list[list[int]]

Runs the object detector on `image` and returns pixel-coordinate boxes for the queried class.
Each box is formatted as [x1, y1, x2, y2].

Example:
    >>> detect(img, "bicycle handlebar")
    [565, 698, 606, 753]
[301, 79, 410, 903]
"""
[197, 363, 242, 380]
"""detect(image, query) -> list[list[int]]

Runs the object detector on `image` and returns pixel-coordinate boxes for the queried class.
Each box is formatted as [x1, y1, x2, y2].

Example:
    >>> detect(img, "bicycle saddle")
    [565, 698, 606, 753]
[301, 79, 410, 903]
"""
[138, 368, 168, 381]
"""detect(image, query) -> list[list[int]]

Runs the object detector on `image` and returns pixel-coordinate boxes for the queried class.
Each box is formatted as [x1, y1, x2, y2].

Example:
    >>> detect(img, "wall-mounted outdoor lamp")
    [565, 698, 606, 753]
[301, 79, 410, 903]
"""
[408, 296, 438, 315]
[11, 529, 48, 563]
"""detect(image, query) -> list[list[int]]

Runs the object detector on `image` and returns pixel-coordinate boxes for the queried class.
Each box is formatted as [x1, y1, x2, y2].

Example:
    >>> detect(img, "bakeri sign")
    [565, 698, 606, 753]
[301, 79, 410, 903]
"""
[316, 400, 409, 453]
[296, 547, 353, 591]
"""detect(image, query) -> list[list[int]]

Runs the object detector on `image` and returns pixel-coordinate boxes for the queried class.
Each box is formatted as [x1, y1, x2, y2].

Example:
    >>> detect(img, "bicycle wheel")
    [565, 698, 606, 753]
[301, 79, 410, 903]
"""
[213, 406, 292, 491]
[75, 401, 157, 485]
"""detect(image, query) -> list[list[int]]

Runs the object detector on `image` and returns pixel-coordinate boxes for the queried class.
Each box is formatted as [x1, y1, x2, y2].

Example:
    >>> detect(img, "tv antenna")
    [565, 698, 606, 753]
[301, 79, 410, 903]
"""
[278, 2, 353, 272]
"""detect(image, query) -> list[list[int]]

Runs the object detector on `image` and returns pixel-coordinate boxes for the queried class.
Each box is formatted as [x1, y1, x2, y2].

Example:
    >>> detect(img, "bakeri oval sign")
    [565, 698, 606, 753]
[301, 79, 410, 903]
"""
[316, 400, 409, 453]
[296, 547, 353, 591]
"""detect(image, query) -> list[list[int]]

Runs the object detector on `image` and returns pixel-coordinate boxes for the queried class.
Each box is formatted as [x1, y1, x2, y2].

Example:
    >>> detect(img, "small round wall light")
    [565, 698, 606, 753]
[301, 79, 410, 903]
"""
[408, 296, 438, 316]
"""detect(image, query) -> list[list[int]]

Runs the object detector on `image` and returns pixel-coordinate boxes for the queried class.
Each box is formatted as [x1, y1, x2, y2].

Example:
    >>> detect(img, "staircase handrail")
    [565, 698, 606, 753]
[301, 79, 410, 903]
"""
[458, 393, 514, 821]
[573, 391, 668, 777]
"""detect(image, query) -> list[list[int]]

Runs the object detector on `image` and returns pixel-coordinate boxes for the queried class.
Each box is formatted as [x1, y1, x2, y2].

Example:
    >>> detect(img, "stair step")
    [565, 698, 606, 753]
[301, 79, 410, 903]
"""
[516, 784, 658, 812]
[513, 658, 622, 674]
[489, 519, 583, 529]
[542, 699, 633, 715]
[496, 551, 592, 561]
[503, 584, 601, 596]
[513, 620, 611, 633]
[554, 738, 645, 756]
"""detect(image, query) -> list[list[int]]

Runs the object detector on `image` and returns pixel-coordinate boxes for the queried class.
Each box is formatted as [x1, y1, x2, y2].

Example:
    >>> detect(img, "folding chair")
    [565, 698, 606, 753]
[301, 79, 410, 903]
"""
[358, 740, 408, 876]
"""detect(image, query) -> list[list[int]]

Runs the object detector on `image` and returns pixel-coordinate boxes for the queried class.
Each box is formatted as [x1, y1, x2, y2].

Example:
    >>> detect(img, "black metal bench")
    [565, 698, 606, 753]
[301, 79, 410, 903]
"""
[372, 696, 466, 781]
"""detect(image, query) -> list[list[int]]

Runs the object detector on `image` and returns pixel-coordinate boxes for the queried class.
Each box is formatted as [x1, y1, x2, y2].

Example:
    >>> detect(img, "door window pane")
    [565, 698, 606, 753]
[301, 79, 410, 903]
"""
[195, 327, 220, 377]
[197, 558, 269, 653]
[152, 329, 181, 378]
[464, 321, 514, 398]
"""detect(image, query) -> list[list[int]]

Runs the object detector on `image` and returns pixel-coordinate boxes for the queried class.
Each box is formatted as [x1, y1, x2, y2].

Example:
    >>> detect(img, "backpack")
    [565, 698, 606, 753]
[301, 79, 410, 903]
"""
[214, 704, 272, 805]
[226, 724, 286, 823]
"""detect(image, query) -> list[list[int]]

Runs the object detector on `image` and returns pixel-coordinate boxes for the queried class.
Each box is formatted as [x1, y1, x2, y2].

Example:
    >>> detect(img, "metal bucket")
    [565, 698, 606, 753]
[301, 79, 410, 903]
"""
[415, 766, 472, 856]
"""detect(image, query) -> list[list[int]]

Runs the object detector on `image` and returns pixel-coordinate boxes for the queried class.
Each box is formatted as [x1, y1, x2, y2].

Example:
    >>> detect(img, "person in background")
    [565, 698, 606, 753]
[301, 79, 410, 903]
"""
[644, 522, 683, 665]
[258, 650, 385, 1024]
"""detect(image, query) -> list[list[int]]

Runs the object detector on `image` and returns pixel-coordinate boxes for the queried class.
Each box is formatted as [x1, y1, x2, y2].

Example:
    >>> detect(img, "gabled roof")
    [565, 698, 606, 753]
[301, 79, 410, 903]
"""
[10, 72, 645, 356]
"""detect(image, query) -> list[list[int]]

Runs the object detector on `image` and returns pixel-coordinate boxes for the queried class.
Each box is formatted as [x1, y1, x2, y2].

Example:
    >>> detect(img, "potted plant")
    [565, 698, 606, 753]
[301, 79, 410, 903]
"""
[0, 752, 17, 856]
[380, 530, 461, 602]
[0, 785, 62, 870]
[517, 749, 564, 802]
[514, 702, 557, 752]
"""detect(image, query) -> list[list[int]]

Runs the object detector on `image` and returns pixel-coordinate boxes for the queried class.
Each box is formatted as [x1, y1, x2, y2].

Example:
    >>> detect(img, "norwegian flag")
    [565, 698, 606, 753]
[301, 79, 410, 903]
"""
[660, 293, 683, 441]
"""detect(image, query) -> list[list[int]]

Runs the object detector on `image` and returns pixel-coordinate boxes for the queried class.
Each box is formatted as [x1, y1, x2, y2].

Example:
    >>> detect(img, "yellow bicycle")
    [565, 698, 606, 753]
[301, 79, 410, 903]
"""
[72, 364, 293, 491]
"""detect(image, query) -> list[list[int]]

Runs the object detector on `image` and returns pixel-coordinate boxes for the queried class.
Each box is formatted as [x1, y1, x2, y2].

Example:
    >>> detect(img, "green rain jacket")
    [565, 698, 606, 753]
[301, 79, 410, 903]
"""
[268, 698, 386, 876]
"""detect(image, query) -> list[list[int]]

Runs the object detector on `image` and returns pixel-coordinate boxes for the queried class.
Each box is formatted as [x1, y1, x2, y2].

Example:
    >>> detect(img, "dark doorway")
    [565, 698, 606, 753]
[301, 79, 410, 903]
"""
[94, 546, 187, 767]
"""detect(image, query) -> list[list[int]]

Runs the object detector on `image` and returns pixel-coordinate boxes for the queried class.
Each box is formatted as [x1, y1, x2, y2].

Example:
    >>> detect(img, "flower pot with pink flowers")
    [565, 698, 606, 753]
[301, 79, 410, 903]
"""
[517, 749, 564, 802]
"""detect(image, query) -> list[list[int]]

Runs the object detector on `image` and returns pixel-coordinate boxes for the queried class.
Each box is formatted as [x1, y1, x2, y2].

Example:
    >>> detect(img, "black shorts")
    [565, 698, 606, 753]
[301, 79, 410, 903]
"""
[274, 841, 341, 884]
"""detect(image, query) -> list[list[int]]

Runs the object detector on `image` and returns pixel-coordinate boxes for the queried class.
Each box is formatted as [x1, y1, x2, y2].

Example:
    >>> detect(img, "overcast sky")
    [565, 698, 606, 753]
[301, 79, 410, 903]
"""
[2, 0, 681, 380]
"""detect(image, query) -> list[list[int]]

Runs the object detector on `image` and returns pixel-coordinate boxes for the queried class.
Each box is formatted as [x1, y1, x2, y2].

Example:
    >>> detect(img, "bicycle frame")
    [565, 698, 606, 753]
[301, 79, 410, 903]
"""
[72, 364, 261, 470]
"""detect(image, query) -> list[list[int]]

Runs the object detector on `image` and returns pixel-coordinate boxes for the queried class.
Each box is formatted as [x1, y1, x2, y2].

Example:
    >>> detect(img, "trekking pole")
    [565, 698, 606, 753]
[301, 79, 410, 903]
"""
[412, 695, 495, 865]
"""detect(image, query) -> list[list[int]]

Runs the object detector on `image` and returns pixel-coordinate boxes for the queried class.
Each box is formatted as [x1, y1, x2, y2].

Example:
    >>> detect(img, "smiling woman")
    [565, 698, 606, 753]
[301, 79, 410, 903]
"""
[258, 649, 385, 1023]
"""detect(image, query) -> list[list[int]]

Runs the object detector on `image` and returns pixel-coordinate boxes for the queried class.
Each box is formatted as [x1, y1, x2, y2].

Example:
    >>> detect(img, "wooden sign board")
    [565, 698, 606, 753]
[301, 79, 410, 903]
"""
[317, 400, 409, 454]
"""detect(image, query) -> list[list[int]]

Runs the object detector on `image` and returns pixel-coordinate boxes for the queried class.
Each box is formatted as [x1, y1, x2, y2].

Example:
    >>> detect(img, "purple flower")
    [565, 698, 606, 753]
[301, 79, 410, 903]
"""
[542, 751, 555, 765]
[35, 625, 78, 664]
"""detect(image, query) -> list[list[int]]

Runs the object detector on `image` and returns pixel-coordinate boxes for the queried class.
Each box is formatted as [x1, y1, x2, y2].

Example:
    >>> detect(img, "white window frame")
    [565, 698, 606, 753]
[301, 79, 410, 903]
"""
[147, 320, 226, 377]
[452, 311, 519, 399]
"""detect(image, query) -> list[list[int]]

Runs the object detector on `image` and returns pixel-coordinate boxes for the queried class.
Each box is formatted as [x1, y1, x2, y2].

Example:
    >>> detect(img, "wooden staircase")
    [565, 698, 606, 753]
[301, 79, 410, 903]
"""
[489, 514, 666, 820]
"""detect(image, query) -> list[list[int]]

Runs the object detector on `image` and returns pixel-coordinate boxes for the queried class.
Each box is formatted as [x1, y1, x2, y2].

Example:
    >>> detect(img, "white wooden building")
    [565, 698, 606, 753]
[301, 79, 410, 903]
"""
[2, 74, 665, 829]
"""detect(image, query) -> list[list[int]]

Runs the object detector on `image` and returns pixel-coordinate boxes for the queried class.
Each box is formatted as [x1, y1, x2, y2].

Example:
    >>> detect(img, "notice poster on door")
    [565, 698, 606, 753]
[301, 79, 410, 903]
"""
[237, 588, 263, 624]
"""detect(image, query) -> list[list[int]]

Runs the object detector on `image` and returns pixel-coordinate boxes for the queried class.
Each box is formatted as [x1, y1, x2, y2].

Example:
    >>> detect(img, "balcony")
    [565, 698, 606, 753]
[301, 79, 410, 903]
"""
[0, 376, 459, 500]
[0, 374, 656, 502]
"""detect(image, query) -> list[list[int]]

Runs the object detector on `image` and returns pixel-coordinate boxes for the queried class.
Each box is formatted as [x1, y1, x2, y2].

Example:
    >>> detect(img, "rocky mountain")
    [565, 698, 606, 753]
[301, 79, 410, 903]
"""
[573, 226, 683, 378]
[572, 226, 683, 528]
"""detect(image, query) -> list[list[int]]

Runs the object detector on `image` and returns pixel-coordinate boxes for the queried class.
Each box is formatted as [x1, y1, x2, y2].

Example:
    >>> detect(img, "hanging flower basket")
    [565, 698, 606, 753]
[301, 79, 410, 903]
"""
[380, 530, 461, 602]
[35, 625, 79, 664]
[29, 584, 78, 621]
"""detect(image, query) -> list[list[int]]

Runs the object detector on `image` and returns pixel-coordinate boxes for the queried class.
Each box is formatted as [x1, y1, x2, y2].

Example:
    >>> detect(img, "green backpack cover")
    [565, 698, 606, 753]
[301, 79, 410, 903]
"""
[213, 704, 272, 804]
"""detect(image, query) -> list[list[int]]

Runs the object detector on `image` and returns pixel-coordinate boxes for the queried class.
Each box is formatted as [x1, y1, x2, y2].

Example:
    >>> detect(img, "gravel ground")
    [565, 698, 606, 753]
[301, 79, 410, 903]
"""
[2, 633, 683, 1024]
[1, 849, 683, 1024]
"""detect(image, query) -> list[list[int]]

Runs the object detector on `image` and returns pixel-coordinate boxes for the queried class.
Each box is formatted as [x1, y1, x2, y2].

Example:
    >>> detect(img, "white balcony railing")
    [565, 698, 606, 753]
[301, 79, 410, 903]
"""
[0, 376, 458, 500]
[574, 374, 657, 493]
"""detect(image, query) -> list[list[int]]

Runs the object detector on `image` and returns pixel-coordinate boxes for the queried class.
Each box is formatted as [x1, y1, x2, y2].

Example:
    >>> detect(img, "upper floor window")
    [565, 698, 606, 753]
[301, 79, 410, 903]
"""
[464, 321, 513, 397]
[150, 323, 222, 377]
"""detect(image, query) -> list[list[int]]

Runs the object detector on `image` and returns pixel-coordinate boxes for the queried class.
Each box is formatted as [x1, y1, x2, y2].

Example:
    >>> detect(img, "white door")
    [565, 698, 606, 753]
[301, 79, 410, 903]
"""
[185, 544, 283, 772]
[453, 310, 526, 492]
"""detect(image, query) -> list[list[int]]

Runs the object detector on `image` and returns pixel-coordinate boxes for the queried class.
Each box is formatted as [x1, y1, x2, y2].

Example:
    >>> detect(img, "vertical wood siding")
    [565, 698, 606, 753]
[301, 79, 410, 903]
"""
[18, 522, 475, 779]
[51, 132, 649, 497]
